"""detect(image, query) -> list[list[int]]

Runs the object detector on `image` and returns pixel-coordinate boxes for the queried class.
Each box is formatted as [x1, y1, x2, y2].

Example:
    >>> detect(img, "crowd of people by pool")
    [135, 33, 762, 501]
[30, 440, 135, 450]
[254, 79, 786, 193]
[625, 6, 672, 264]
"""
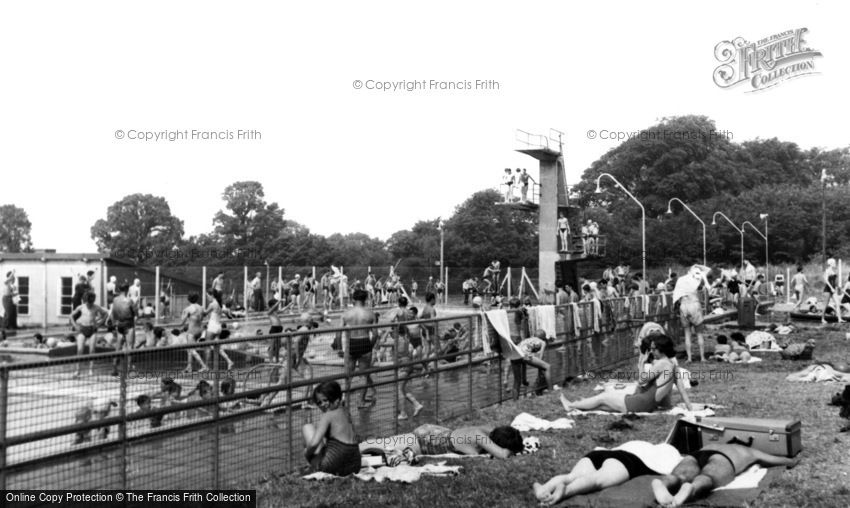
[0, 261, 813, 504]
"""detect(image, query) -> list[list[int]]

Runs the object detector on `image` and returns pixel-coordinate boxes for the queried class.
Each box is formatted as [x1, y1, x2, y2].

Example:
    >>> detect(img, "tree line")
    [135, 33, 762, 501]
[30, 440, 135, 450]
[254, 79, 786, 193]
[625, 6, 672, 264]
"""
[1, 114, 847, 270]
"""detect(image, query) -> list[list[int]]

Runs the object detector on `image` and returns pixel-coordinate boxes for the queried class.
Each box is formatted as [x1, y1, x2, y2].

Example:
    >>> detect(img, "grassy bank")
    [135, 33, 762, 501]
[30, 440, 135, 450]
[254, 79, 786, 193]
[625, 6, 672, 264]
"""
[254, 321, 850, 507]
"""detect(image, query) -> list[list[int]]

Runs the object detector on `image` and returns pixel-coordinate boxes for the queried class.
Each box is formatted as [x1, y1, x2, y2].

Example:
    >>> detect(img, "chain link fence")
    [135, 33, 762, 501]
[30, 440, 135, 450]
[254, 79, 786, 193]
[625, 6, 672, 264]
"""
[0, 294, 682, 490]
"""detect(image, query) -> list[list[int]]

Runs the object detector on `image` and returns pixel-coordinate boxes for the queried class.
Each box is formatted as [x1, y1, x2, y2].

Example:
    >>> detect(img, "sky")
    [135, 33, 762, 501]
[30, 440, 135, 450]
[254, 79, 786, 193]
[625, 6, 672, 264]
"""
[1, 1, 847, 253]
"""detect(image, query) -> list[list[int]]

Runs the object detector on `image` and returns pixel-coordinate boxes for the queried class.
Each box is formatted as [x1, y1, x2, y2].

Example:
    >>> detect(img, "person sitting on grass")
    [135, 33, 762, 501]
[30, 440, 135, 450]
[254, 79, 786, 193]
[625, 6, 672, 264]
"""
[359, 423, 524, 459]
[533, 440, 683, 506]
[651, 443, 799, 507]
[560, 334, 692, 413]
[302, 381, 361, 476]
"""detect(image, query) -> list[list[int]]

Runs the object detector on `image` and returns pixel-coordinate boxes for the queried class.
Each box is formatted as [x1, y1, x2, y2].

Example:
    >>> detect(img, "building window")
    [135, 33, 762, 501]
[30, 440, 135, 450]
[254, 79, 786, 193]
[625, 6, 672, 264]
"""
[60, 277, 73, 315]
[17, 276, 30, 315]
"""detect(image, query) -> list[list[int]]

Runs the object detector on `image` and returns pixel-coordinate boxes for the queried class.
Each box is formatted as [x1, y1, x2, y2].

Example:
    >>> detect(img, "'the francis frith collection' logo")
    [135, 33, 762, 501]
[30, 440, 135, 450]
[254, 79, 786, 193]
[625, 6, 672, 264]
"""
[713, 28, 822, 92]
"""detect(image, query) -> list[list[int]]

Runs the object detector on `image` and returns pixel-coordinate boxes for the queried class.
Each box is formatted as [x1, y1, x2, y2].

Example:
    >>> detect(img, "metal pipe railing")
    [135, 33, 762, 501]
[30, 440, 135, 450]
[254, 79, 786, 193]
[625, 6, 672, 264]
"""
[0, 294, 688, 488]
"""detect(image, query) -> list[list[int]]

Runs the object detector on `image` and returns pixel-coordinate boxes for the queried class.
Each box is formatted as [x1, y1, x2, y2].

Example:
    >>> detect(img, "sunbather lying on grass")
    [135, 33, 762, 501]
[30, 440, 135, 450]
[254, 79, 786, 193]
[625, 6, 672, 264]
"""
[359, 423, 524, 459]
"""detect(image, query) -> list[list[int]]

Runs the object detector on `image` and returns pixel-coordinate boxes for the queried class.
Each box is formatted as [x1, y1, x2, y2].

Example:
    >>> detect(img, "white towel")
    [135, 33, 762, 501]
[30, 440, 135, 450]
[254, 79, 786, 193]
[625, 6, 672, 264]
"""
[563, 407, 713, 417]
[484, 310, 511, 357]
[641, 295, 649, 315]
[569, 303, 582, 332]
[418, 453, 489, 459]
[355, 463, 462, 483]
[303, 462, 462, 483]
[495, 332, 524, 361]
[592, 299, 602, 332]
[511, 412, 574, 431]
[715, 464, 768, 490]
[535, 305, 557, 339]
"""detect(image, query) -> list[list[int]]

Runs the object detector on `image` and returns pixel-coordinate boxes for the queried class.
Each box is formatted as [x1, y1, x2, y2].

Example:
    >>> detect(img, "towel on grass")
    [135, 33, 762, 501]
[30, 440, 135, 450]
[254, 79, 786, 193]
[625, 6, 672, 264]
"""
[511, 412, 574, 431]
[715, 464, 768, 490]
[563, 467, 782, 507]
[303, 462, 462, 483]
[786, 364, 850, 383]
[418, 453, 489, 459]
[564, 406, 715, 418]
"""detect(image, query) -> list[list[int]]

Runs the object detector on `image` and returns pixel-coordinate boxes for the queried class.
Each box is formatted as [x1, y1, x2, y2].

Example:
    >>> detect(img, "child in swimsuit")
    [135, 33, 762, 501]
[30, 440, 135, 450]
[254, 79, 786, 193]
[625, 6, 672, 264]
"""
[302, 381, 361, 476]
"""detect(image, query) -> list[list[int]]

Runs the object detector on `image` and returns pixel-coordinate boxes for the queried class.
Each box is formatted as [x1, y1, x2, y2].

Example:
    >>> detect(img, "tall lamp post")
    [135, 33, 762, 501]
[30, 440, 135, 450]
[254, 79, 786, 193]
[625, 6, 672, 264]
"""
[743, 220, 768, 283]
[595, 173, 646, 292]
[666, 198, 707, 267]
[760, 213, 769, 282]
[821, 168, 828, 266]
[438, 219, 445, 304]
[712, 212, 745, 271]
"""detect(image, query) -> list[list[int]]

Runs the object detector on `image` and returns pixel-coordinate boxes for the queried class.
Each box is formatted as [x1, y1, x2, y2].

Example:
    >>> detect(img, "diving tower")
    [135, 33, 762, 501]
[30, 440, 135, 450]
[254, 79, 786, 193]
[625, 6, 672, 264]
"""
[507, 129, 604, 294]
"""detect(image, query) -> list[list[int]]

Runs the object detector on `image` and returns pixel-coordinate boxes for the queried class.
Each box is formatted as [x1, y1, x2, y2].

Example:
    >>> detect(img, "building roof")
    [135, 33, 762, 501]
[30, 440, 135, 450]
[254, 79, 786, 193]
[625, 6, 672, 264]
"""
[0, 252, 202, 288]
[0, 252, 108, 262]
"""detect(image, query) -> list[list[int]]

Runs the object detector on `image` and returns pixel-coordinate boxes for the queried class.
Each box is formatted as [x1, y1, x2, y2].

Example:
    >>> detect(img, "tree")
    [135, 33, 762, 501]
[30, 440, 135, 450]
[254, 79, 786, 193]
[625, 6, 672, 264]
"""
[90, 194, 184, 263]
[386, 219, 441, 267]
[444, 189, 538, 268]
[212, 181, 286, 259]
[575, 115, 750, 215]
[0, 204, 33, 253]
[325, 233, 391, 266]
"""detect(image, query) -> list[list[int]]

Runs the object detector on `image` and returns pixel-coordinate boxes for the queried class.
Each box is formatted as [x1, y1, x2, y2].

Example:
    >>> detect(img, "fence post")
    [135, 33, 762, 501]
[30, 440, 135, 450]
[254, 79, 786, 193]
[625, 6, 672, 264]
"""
[212, 343, 221, 489]
[243, 266, 248, 313]
[393, 327, 400, 434]
[286, 334, 294, 474]
[786, 266, 791, 305]
[202, 266, 207, 309]
[434, 332, 440, 423]
[0, 367, 8, 489]
[155, 266, 161, 324]
[467, 314, 473, 415]
[119, 350, 129, 490]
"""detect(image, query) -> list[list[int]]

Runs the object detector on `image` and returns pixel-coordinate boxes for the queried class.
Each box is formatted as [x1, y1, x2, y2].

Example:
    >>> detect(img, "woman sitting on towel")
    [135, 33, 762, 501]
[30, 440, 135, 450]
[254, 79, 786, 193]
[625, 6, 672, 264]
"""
[360, 423, 524, 459]
[561, 334, 692, 413]
[534, 440, 683, 505]
[302, 381, 361, 476]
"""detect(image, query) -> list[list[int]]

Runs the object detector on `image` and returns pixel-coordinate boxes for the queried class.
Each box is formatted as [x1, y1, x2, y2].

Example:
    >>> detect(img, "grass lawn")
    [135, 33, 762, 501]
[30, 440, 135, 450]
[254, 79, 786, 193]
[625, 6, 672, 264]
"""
[254, 321, 850, 507]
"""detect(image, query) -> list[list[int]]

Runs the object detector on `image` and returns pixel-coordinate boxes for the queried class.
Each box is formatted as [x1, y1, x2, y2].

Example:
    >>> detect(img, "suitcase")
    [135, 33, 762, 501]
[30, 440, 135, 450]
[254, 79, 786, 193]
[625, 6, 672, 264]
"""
[667, 416, 802, 457]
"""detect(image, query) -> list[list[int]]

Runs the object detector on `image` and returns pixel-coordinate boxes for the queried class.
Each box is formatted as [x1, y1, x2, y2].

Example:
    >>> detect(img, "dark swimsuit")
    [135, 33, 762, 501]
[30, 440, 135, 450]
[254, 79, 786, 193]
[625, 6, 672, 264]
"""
[79, 326, 97, 338]
[115, 319, 134, 336]
[583, 450, 658, 478]
[318, 437, 361, 476]
[414, 425, 455, 455]
[825, 274, 837, 294]
[268, 325, 283, 359]
[689, 449, 737, 474]
[624, 366, 675, 413]
[349, 335, 373, 359]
